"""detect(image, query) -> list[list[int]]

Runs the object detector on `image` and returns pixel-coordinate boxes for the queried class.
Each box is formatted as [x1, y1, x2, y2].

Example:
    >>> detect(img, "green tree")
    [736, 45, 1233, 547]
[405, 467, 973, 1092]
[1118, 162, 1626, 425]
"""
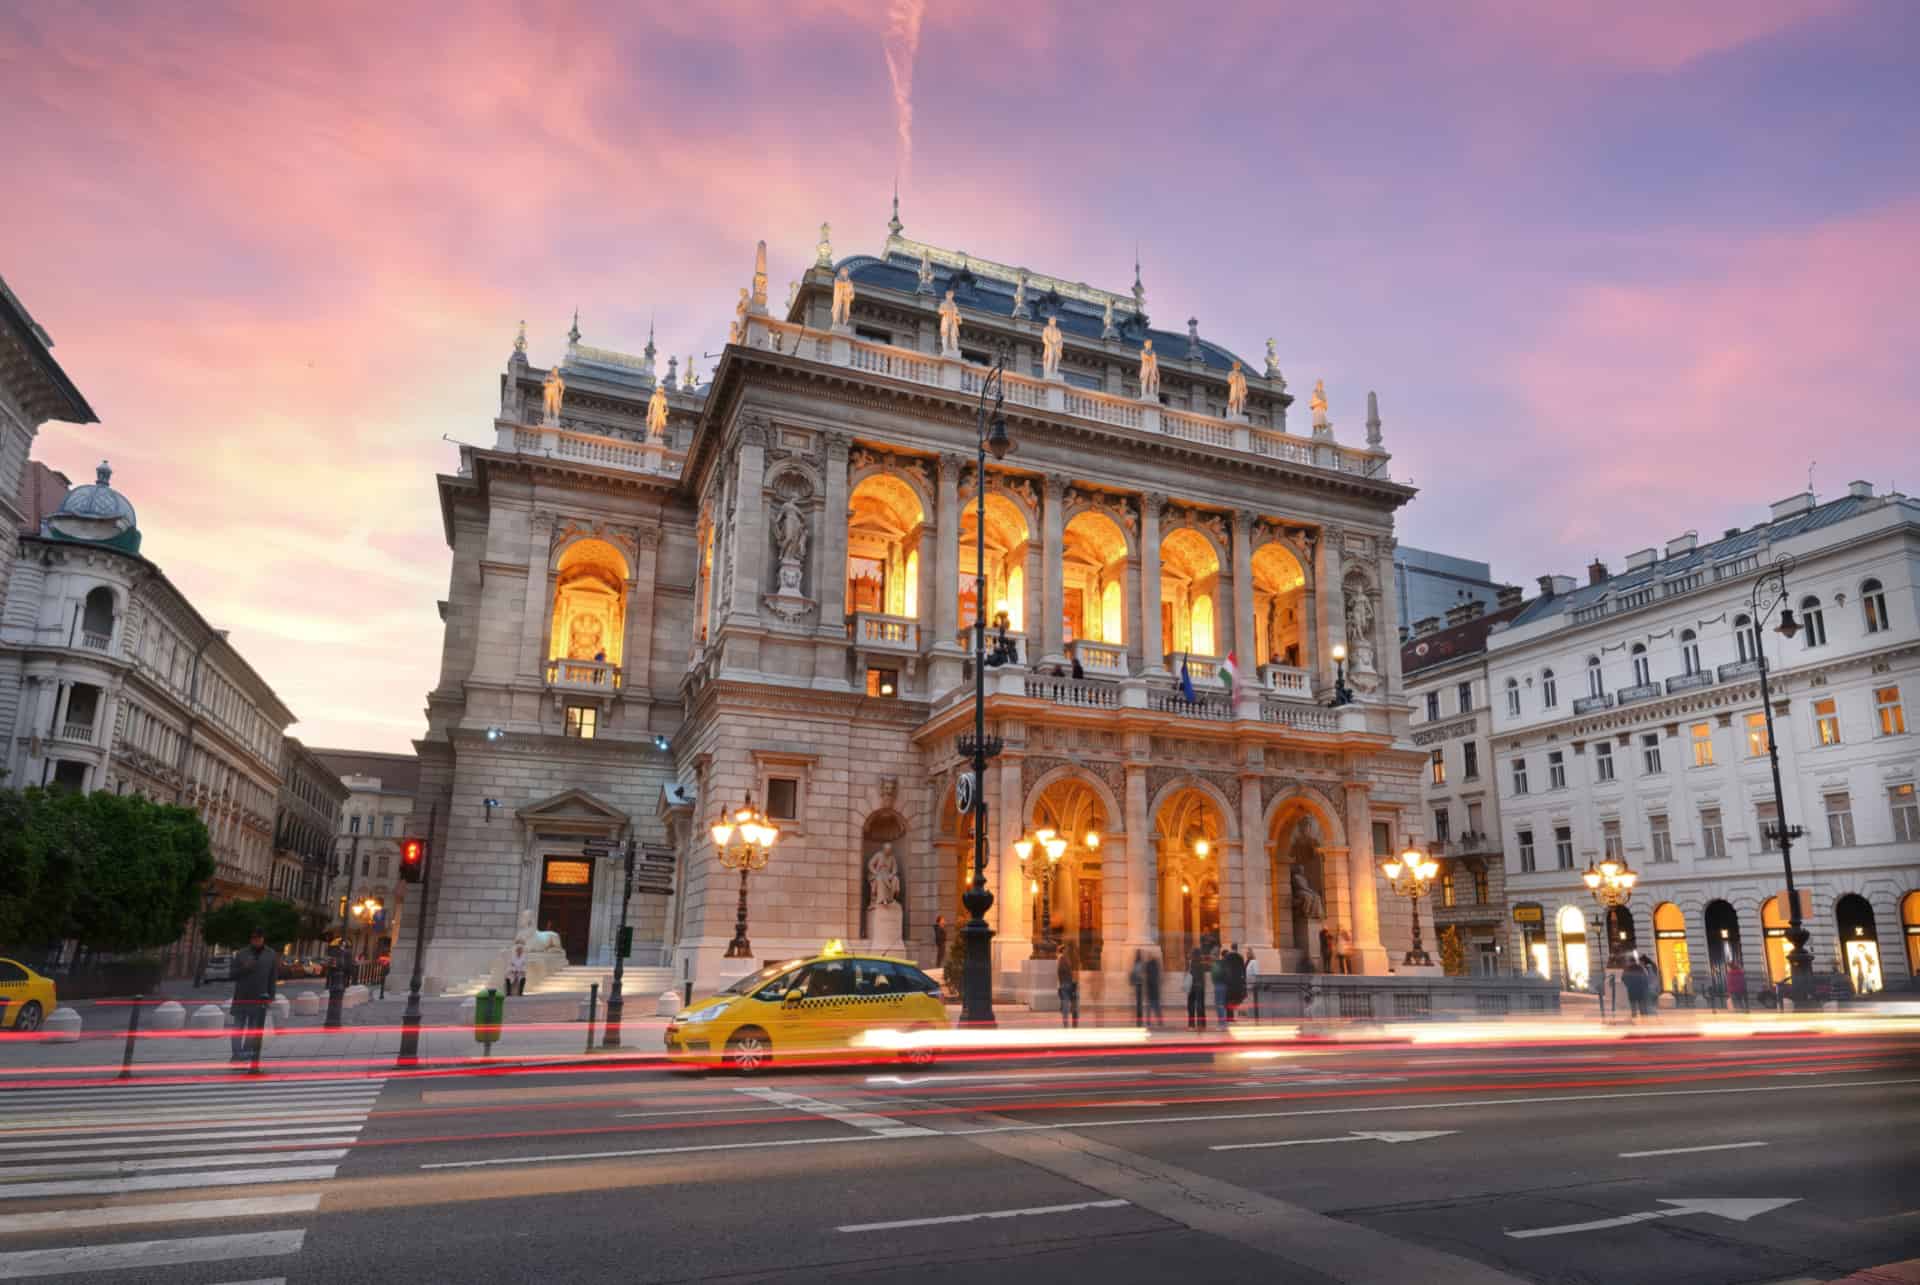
[1438, 924, 1466, 977]
[201, 898, 303, 950]
[0, 789, 211, 949]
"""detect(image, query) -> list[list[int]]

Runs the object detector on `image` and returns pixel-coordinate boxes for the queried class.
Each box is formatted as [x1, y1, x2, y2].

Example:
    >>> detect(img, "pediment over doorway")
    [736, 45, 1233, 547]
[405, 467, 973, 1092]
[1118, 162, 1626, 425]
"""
[515, 787, 628, 836]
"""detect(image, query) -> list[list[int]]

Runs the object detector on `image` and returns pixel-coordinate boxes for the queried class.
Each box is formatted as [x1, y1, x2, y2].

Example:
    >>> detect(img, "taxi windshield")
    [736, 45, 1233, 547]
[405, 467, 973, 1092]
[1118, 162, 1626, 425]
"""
[722, 961, 800, 996]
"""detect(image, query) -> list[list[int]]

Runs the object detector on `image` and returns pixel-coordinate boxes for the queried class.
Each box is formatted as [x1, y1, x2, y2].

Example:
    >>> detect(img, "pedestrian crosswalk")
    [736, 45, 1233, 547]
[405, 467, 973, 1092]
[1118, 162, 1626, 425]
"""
[0, 1074, 384, 1280]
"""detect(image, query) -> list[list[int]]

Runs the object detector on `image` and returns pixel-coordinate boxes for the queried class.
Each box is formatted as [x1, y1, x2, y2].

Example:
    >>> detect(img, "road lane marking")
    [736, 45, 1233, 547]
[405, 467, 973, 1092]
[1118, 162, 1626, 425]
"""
[865, 1071, 1138, 1087]
[0, 1115, 372, 1141]
[734, 1087, 935, 1137]
[0, 1229, 305, 1279]
[1619, 1141, 1768, 1158]
[1212, 1130, 1456, 1152]
[0, 1134, 359, 1164]
[0, 1165, 339, 1201]
[1507, 1197, 1799, 1239]
[612, 1105, 790, 1121]
[0, 1149, 350, 1181]
[421, 1133, 884, 1169]
[0, 1195, 323, 1236]
[0, 1125, 361, 1152]
[837, 1198, 1130, 1233]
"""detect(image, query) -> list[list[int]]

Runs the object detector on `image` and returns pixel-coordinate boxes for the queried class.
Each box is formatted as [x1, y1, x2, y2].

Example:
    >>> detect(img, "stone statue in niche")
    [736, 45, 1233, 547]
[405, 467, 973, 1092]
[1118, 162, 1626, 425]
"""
[1290, 864, 1326, 921]
[1226, 360, 1248, 419]
[646, 382, 669, 439]
[1041, 315, 1064, 381]
[541, 366, 565, 426]
[867, 843, 900, 908]
[772, 498, 809, 595]
[865, 843, 905, 953]
[831, 267, 856, 329]
[1138, 340, 1161, 401]
[937, 289, 961, 356]
[1345, 584, 1377, 674]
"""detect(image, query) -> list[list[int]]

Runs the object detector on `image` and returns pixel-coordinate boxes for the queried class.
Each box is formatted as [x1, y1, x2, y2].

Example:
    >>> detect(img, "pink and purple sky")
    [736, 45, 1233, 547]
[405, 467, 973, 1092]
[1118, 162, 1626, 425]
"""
[4, 1, 1915, 752]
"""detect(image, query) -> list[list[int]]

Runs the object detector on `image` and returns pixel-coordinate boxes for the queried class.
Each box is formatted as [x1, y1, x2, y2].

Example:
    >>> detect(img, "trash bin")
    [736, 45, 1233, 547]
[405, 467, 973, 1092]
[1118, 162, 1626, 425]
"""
[474, 988, 505, 1052]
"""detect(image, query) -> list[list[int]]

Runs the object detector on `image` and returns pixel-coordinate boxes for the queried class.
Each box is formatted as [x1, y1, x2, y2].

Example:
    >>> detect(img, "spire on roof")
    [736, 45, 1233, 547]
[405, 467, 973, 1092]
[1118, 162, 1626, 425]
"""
[567, 308, 581, 347]
[1132, 246, 1145, 312]
[511, 319, 528, 364]
[642, 319, 657, 381]
[888, 179, 903, 238]
[1366, 390, 1383, 449]
[684, 355, 698, 391]
[665, 355, 678, 391]
[1186, 317, 1201, 361]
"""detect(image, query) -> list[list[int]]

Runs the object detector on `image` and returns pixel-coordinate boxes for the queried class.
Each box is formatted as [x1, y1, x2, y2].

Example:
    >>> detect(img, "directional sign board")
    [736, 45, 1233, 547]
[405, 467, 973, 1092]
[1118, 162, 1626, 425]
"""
[634, 884, 676, 897]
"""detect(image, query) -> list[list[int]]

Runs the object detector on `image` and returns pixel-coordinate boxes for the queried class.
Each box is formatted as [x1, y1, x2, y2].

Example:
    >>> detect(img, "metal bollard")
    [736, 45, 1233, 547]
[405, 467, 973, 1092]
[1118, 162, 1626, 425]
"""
[584, 982, 599, 1053]
[119, 994, 144, 1080]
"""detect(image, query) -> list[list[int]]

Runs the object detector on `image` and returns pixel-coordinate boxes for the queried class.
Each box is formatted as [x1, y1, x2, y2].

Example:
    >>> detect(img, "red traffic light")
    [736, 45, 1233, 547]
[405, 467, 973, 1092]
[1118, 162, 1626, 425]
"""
[399, 837, 426, 883]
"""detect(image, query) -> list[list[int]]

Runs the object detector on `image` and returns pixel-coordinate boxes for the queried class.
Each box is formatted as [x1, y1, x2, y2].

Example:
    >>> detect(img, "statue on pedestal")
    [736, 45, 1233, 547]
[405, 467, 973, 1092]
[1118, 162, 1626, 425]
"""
[750, 239, 769, 311]
[772, 498, 810, 594]
[1345, 585, 1377, 674]
[1226, 360, 1248, 418]
[1138, 340, 1160, 401]
[831, 267, 856, 329]
[1290, 864, 1326, 921]
[1012, 270, 1030, 319]
[1310, 378, 1330, 431]
[730, 287, 749, 344]
[865, 843, 905, 953]
[937, 289, 961, 356]
[1041, 315, 1064, 380]
[1101, 297, 1118, 340]
[916, 247, 935, 294]
[815, 222, 833, 268]
[1264, 338, 1279, 379]
[867, 844, 900, 908]
[541, 367, 565, 426]
[647, 382, 669, 439]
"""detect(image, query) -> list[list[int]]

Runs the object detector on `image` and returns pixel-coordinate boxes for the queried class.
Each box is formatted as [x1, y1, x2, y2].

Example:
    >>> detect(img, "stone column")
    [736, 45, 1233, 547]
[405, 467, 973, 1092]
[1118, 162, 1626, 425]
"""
[517, 511, 555, 680]
[1299, 541, 1321, 684]
[1139, 492, 1165, 675]
[1344, 781, 1388, 973]
[1238, 770, 1272, 949]
[994, 754, 1029, 976]
[1124, 759, 1153, 948]
[815, 431, 852, 636]
[1318, 524, 1346, 694]
[1230, 512, 1255, 666]
[623, 524, 661, 703]
[726, 418, 769, 621]
[933, 454, 961, 646]
[1375, 534, 1405, 696]
[1039, 475, 1067, 666]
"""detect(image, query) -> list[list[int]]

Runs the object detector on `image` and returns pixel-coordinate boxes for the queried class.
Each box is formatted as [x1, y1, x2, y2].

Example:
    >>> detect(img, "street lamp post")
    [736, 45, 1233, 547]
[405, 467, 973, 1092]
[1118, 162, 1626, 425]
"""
[711, 795, 778, 959]
[1328, 643, 1354, 707]
[1014, 828, 1084, 959]
[1380, 845, 1440, 966]
[1748, 553, 1815, 1006]
[603, 836, 636, 1047]
[1582, 856, 1638, 1020]
[957, 352, 1014, 1026]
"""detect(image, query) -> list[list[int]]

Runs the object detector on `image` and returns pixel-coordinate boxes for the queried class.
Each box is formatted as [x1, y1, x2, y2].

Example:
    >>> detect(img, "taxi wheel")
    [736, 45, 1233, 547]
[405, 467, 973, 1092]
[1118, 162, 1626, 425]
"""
[724, 1027, 772, 1073]
[14, 1001, 43, 1033]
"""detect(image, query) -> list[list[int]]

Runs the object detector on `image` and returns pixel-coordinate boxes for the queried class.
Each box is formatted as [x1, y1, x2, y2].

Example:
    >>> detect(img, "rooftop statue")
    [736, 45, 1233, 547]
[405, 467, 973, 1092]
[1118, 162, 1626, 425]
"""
[815, 222, 833, 268]
[1138, 340, 1160, 401]
[1012, 270, 1030, 319]
[1101, 297, 1118, 340]
[937, 289, 961, 356]
[1310, 378, 1330, 429]
[751, 240, 769, 310]
[730, 287, 749, 343]
[831, 267, 856, 329]
[541, 366, 565, 426]
[647, 381, 669, 439]
[1264, 338, 1279, 379]
[513, 319, 528, 356]
[1226, 360, 1248, 418]
[917, 247, 935, 294]
[1041, 315, 1064, 380]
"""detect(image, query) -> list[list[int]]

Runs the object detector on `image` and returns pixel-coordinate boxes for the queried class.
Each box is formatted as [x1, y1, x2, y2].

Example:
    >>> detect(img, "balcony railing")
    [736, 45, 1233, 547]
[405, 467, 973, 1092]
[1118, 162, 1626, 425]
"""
[545, 658, 622, 690]
[1149, 689, 1233, 721]
[59, 721, 95, 744]
[500, 422, 680, 477]
[1068, 639, 1128, 678]
[1168, 654, 1222, 685]
[959, 626, 1026, 665]
[1718, 658, 1764, 682]
[1259, 664, 1313, 699]
[80, 630, 112, 652]
[1572, 693, 1614, 714]
[849, 612, 919, 653]
[1259, 700, 1338, 732]
[1666, 670, 1714, 695]
[1024, 676, 1121, 709]
[1616, 682, 1661, 705]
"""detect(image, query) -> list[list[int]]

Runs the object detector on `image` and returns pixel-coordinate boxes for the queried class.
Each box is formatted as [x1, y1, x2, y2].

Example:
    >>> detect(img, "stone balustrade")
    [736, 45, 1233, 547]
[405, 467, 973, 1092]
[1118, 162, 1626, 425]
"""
[59, 720, 94, 744]
[849, 612, 919, 652]
[497, 421, 679, 478]
[545, 658, 622, 690]
[1259, 664, 1312, 699]
[1068, 639, 1128, 677]
[1023, 675, 1121, 709]
[81, 630, 111, 652]
[1168, 654, 1222, 685]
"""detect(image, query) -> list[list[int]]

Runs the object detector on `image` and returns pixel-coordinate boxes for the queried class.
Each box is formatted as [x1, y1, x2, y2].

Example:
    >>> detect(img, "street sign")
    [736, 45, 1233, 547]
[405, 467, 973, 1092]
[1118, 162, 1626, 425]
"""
[642, 848, 676, 865]
[638, 862, 677, 877]
[633, 883, 676, 897]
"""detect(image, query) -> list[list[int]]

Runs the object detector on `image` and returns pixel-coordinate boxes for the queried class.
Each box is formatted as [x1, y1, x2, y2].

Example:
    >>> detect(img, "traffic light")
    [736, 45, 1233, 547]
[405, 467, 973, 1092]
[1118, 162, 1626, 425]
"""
[399, 837, 426, 884]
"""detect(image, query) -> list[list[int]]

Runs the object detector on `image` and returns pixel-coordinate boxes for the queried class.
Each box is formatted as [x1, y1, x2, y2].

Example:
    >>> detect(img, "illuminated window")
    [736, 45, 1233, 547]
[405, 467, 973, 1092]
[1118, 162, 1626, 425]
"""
[1862, 578, 1888, 633]
[1595, 740, 1615, 782]
[1430, 748, 1446, 785]
[1825, 792, 1855, 848]
[1472, 865, 1489, 904]
[1814, 697, 1841, 746]
[1690, 721, 1714, 768]
[865, 667, 899, 699]
[1891, 784, 1920, 843]
[1876, 686, 1906, 737]
[1440, 867, 1456, 908]
[1746, 711, 1770, 757]
[565, 705, 597, 739]
[1700, 807, 1727, 859]
[1190, 594, 1216, 655]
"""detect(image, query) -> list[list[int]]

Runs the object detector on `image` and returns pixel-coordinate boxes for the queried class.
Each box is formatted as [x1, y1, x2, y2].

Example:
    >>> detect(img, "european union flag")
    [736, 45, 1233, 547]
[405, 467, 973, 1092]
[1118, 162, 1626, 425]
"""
[1179, 657, 1197, 703]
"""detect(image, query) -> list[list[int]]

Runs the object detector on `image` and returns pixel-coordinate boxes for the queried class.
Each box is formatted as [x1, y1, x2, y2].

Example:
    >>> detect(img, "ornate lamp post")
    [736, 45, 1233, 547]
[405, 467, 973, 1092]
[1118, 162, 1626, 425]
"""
[1013, 828, 1087, 959]
[350, 896, 383, 974]
[1748, 553, 1814, 1005]
[1380, 845, 1440, 966]
[957, 352, 1014, 1025]
[711, 794, 778, 959]
[1328, 642, 1354, 707]
[1582, 856, 1637, 1018]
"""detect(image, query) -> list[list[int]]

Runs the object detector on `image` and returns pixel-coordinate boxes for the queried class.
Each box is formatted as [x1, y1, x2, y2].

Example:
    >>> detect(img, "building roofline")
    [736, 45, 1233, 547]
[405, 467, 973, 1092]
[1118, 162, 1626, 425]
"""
[0, 275, 97, 425]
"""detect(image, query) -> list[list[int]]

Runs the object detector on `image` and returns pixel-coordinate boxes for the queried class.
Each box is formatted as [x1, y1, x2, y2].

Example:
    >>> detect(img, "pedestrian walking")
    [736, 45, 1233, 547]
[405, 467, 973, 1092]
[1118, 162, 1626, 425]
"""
[1130, 949, 1147, 1026]
[1143, 949, 1164, 1028]
[506, 942, 528, 996]
[1223, 943, 1247, 1024]
[1056, 941, 1081, 1028]
[933, 915, 948, 963]
[230, 928, 277, 1064]
[1727, 959, 1749, 1012]
[1622, 955, 1648, 1018]
[1318, 927, 1334, 974]
[1211, 948, 1230, 1025]
[1244, 949, 1261, 1021]
[1187, 945, 1209, 1030]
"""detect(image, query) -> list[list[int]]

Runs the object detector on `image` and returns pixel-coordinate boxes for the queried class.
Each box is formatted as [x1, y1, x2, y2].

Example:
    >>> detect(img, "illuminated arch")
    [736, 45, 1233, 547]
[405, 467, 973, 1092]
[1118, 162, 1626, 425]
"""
[548, 538, 630, 671]
[847, 473, 926, 619]
[1159, 527, 1222, 658]
[1062, 510, 1129, 645]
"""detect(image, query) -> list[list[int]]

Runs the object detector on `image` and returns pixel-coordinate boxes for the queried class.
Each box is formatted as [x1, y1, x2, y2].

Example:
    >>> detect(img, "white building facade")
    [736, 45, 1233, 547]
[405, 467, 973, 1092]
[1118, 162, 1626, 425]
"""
[1489, 486, 1920, 997]
[312, 748, 420, 961]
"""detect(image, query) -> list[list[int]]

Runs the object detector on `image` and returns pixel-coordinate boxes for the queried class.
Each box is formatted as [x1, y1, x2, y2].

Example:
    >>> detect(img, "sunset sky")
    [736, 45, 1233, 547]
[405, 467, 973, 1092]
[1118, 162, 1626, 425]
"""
[4, 1, 1915, 753]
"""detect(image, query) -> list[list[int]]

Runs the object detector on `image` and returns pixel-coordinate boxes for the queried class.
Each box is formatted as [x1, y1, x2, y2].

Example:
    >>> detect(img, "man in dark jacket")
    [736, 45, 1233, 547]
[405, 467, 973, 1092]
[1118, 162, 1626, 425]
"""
[231, 929, 278, 1063]
[1187, 946, 1209, 1030]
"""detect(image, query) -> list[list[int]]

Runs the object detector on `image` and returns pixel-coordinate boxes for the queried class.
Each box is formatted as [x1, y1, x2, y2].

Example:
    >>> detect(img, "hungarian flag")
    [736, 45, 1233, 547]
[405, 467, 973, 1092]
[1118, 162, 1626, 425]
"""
[1220, 651, 1240, 694]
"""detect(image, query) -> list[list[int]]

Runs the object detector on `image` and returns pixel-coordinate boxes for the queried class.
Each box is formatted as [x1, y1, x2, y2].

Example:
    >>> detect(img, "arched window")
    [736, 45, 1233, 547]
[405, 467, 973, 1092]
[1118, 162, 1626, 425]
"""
[1190, 594, 1216, 656]
[903, 550, 919, 619]
[1798, 596, 1826, 647]
[1100, 581, 1123, 644]
[80, 587, 115, 651]
[1541, 669, 1557, 708]
[1835, 894, 1883, 994]
[1653, 902, 1690, 995]
[1903, 890, 1920, 978]
[1680, 629, 1701, 675]
[1587, 655, 1604, 699]
[1631, 643, 1650, 687]
[1505, 677, 1521, 717]
[1862, 578, 1889, 633]
[1734, 613, 1759, 663]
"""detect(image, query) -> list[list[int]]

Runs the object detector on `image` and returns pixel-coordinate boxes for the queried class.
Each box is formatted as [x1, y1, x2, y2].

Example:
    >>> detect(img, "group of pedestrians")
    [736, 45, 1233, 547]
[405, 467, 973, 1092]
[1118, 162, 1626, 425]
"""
[1185, 940, 1255, 1029]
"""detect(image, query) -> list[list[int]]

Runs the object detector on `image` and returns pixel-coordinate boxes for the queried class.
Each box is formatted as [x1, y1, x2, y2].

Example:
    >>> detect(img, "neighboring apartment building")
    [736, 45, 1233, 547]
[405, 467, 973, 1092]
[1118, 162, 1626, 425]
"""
[0, 462, 297, 973]
[312, 748, 420, 961]
[1393, 546, 1504, 643]
[1402, 589, 1528, 975]
[407, 212, 1429, 998]
[1489, 486, 1920, 996]
[273, 737, 349, 950]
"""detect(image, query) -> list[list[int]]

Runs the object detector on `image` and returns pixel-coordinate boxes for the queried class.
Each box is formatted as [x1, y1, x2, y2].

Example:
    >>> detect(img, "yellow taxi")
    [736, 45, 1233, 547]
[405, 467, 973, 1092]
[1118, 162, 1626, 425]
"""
[665, 944, 948, 1072]
[0, 957, 57, 1032]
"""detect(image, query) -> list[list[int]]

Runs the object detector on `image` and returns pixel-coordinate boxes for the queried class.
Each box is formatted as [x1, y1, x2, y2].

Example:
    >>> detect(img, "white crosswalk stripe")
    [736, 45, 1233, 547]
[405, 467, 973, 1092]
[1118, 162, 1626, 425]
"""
[0, 1076, 385, 1279]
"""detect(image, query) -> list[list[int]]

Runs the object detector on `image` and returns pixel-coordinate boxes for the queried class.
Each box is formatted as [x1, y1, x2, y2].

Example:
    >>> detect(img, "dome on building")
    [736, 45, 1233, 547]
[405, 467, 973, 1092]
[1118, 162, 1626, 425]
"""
[46, 460, 141, 551]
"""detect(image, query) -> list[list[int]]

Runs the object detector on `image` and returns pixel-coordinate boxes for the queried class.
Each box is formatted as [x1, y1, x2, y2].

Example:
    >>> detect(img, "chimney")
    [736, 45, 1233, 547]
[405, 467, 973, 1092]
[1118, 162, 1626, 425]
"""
[1587, 558, 1609, 586]
[1848, 479, 1873, 499]
[1551, 575, 1576, 596]
[1665, 530, 1698, 558]
[1446, 601, 1486, 627]
[1625, 547, 1658, 572]
[1723, 527, 1741, 539]
[1537, 575, 1558, 598]
[1496, 584, 1524, 609]
[1769, 491, 1815, 522]
[1412, 615, 1442, 637]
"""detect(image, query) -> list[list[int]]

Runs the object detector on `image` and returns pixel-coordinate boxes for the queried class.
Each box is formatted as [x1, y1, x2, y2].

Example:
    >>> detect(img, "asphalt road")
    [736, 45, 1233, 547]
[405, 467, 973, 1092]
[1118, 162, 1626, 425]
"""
[3, 1025, 1918, 1284]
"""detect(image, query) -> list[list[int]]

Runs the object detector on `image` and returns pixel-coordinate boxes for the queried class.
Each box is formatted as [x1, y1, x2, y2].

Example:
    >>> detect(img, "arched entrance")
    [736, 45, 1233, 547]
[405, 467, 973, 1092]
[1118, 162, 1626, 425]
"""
[1156, 786, 1225, 965]
[1904, 891, 1920, 979]
[1652, 903, 1690, 995]
[1835, 894, 1882, 994]
[1557, 905, 1591, 991]
[1704, 900, 1742, 975]
[1269, 804, 1329, 960]
[1514, 903, 1549, 979]
[1027, 776, 1110, 967]
[1604, 905, 1638, 967]
[1760, 895, 1791, 984]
